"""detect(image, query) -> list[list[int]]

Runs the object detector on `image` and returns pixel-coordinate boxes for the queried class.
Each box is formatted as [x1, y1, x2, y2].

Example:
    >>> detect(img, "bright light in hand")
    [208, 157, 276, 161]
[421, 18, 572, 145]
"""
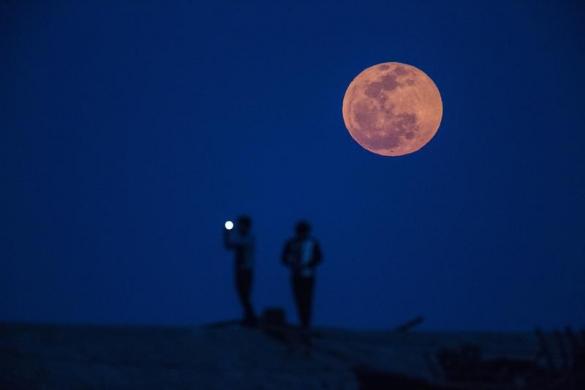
[225, 220, 234, 230]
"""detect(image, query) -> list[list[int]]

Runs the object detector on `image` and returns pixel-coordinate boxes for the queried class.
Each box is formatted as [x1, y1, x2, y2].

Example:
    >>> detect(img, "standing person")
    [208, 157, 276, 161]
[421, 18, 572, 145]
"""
[282, 220, 323, 330]
[224, 215, 257, 326]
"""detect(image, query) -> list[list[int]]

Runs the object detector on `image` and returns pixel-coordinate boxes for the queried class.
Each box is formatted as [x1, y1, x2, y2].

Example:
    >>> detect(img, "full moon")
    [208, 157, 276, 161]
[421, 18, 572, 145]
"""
[342, 62, 443, 156]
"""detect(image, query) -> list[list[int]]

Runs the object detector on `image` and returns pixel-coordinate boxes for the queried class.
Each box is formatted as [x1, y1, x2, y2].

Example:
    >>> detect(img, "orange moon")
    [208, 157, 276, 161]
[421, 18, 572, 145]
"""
[342, 62, 443, 156]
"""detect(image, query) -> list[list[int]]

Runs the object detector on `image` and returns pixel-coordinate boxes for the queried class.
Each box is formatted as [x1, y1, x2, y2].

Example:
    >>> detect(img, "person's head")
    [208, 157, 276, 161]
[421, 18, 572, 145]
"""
[237, 215, 252, 234]
[295, 220, 311, 239]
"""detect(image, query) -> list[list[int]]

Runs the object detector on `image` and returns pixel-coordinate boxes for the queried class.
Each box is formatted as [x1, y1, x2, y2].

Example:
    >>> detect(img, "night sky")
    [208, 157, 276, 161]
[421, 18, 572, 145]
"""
[2, 1, 584, 330]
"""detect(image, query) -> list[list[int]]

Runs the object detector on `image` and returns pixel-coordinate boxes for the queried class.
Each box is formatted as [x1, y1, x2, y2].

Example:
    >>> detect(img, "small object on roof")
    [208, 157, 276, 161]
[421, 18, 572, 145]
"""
[262, 307, 286, 328]
[393, 316, 424, 333]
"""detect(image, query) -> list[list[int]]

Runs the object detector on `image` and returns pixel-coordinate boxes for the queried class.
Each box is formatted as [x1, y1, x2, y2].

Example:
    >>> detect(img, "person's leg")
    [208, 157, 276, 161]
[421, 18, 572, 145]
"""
[243, 270, 256, 321]
[236, 268, 255, 323]
[292, 275, 304, 327]
[299, 277, 315, 329]
[303, 277, 315, 328]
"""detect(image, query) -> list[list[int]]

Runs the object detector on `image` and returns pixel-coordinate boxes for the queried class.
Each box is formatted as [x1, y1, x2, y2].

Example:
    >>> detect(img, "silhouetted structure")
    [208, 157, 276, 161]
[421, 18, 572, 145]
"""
[282, 220, 323, 330]
[224, 215, 256, 326]
[431, 327, 585, 389]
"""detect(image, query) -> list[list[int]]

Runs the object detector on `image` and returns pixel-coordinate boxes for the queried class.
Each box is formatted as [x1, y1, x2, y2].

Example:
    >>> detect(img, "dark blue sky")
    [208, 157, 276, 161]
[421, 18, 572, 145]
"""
[1, 1, 584, 330]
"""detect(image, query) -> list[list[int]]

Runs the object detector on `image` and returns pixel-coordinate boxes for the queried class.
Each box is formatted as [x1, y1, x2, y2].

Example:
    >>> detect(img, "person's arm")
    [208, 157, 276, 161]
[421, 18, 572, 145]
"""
[308, 240, 323, 268]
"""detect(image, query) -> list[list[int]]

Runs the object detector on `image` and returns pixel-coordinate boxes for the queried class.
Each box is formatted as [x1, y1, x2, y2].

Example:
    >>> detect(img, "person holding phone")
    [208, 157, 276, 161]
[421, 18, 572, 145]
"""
[224, 215, 257, 326]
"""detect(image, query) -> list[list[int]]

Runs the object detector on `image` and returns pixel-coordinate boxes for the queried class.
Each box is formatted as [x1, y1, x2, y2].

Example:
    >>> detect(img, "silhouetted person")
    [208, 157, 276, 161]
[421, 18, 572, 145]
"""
[282, 220, 323, 330]
[224, 215, 257, 326]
